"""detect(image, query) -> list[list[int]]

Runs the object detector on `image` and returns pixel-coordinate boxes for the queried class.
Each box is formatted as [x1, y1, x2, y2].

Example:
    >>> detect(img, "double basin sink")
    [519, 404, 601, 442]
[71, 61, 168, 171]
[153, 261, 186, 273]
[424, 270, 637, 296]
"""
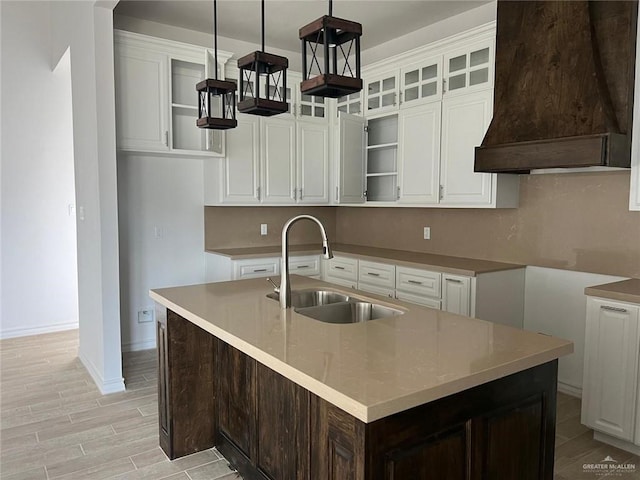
[266, 289, 404, 324]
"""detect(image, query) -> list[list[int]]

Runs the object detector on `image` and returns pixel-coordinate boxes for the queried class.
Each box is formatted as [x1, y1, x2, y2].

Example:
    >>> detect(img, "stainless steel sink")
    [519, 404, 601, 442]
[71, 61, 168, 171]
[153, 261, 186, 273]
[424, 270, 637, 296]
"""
[295, 301, 404, 324]
[266, 289, 351, 309]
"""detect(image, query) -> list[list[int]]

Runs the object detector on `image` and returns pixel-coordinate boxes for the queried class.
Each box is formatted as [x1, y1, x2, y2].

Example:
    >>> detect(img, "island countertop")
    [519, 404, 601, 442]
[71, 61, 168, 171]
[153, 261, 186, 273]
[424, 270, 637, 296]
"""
[150, 276, 572, 423]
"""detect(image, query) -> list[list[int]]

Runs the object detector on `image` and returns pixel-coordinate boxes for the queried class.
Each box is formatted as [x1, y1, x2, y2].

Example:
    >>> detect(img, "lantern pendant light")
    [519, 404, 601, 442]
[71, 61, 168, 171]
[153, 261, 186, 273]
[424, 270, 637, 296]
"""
[196, 0, 237, 130]
[237, 0, 289, 116]
[299, 0, 362, 98]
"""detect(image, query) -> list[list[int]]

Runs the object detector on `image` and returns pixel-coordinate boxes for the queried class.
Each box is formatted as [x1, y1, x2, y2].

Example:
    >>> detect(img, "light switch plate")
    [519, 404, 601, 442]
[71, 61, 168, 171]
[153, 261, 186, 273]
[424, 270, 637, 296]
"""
[261, 224, 268, 236]
[423, 227, 431, 240]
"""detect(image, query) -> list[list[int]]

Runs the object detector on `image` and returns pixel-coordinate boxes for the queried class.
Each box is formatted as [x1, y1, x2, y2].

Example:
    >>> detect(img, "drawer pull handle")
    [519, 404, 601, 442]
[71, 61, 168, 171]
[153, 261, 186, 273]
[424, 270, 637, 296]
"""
[296, 265, 310, 269]
[253, 268, 268, 273]
[367, 272, 380, 277]
[446, 278, 463, 284]
[601, 305, 628, 313]
[334, 266, 346, 270]
[408, 280, 423, 285]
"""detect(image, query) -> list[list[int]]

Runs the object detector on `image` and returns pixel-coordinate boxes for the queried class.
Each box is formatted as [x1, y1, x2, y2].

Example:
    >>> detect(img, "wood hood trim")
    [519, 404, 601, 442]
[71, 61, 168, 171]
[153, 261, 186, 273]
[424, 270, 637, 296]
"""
[475, 1, 638, 173]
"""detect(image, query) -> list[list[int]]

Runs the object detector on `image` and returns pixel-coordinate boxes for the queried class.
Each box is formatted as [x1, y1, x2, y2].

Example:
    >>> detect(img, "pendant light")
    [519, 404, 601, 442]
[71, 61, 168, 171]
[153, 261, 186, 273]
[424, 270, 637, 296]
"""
[196, 0, 237, 130]
[299, 0, 362, 98]
[237, 0, 289, 116]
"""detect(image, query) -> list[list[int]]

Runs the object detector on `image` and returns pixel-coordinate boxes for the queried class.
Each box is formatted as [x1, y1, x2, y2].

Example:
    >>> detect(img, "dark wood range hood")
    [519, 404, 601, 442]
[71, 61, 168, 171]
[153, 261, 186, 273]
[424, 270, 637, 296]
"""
[475, 1, 638, 173]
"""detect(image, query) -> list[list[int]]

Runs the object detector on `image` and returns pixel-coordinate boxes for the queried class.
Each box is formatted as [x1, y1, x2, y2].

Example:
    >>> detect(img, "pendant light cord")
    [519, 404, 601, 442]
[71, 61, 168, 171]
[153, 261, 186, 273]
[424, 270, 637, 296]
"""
[329, 0, 332, 16]
[213, 0, 218, 80]
[261, 0, 265, 52]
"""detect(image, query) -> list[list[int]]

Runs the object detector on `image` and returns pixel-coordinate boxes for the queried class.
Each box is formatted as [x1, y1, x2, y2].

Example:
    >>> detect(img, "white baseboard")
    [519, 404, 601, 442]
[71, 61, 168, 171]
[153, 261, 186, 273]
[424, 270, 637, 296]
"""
[0, 321, 79, 340]
[121, 339, 156, 352]
[79, 351, 125, 395]
[558, 381, 582, 398]
[594, 431, 640, 456]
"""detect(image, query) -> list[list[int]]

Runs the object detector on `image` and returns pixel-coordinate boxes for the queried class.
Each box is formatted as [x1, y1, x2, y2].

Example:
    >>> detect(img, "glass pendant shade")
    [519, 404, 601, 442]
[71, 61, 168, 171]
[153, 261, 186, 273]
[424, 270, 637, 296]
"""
[299, 13, 362, 98]
[237, 51, 289, 116]
[196, 79, 237, 129]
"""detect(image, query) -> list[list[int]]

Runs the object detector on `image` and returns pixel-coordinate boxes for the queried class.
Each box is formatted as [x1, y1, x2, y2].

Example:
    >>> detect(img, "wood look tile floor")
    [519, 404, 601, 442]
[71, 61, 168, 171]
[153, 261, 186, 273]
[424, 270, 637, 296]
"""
[1, 330, 639, 480]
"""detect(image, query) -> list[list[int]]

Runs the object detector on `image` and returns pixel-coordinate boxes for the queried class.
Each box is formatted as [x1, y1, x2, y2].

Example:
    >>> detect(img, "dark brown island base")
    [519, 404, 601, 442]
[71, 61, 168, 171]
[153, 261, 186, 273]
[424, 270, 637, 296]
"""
[151, 278, 572, 480]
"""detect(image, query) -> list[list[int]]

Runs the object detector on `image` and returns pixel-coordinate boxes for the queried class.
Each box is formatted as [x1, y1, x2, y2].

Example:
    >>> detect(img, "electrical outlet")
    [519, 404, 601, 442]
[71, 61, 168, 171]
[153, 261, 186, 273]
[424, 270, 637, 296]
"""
[260, 224, 268, 236]
[137, 309, 154, 324]
[423, 226, 431, 240]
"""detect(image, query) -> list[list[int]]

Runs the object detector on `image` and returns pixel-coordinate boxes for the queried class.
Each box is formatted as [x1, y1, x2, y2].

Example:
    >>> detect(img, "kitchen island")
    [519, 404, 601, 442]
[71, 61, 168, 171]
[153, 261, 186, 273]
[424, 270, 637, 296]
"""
[150, 276, 573, 480]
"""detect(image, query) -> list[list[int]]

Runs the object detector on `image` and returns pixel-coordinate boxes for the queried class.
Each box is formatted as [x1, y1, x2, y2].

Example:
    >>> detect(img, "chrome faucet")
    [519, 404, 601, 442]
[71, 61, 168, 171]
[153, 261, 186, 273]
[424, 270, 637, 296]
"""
[279, 215, 333, 309]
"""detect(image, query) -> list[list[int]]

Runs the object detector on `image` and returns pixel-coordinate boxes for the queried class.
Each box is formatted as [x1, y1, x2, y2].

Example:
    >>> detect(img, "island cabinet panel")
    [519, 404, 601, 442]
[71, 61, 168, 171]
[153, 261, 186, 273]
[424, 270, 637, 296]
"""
[310, 396, 366, 479]
[159, 311, 216, 460]
[216, 339, 257, 460]
[256, 364, 310, 479]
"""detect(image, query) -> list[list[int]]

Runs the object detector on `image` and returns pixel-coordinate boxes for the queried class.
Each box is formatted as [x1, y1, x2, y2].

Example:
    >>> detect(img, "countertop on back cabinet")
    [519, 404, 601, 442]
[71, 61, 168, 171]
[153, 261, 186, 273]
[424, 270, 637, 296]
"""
[206, 243, 524, 277]
[150, 276, 572, 423]
[585, 278, 640, 304]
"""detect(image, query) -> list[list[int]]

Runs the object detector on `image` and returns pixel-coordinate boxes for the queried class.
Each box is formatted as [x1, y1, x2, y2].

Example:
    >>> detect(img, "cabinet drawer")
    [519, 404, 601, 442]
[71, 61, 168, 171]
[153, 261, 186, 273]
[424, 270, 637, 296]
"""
[396, 266, 441, 298]
[358, 261, 395, 289]
[326, 256, 358, 281]
[233, 258, 279, 280]
[396, 291, 441, 309]
[358, 283, 395, 299]
[289, 255, 320, 277]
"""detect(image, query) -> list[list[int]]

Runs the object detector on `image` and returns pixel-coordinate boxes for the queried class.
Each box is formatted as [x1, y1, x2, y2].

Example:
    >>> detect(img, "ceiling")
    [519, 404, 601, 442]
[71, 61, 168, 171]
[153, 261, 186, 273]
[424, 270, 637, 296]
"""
[114, 0, 492, 52]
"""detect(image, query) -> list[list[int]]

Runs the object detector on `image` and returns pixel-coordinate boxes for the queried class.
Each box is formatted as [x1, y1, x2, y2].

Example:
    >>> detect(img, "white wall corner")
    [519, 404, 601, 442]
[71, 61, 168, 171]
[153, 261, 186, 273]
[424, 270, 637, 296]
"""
[79, 350, 125, 395]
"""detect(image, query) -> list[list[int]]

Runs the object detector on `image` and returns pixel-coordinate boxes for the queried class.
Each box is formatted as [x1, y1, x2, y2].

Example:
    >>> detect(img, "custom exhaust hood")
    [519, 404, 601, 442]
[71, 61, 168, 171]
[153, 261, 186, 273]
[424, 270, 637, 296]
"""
[475, 1, 638, 173]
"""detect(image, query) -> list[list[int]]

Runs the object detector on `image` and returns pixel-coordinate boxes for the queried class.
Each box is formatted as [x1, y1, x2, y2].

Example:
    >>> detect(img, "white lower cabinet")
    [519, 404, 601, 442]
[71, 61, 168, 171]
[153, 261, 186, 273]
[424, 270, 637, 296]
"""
[205, 253, 320, 282]
[324, 256, 359, 289]
[358, 261, 396, 298]
[442, 274, 471, 316]
[582, 297, 640, 443]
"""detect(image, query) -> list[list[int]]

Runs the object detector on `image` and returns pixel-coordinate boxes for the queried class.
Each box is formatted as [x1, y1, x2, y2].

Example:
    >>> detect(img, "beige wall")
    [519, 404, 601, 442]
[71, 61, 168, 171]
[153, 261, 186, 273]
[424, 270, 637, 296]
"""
[204, 172, 640, 278]
[336, 171, 640, 278]
[205, 206, 337, 249]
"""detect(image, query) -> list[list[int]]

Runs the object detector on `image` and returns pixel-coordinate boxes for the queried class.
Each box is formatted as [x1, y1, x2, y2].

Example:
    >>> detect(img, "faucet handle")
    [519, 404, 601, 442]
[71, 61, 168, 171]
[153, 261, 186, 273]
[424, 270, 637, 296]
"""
[266, 277, 280, 294]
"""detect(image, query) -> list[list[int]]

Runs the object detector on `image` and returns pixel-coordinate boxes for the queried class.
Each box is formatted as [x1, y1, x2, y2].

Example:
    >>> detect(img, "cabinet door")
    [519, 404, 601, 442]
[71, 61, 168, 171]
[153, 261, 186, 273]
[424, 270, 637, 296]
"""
[582, 298, 640, 441]
[297, 121, 329, 204]
[256, 364, 309, 479]
[400, 56, 442, 108]
[442, 274, 471, 316]
[216, 340, 256, 458]
[336, 92, 363, 116]
[338, 113, 366, 203]
[444, 40, 494, 96]
[365, 70, 399, 115]
[222, 114, 260, 204]
[440, 89, 494, 206]
[398, 104, 441, 204]
[261, 117, 296, 204]
[114, 44, 169, 152]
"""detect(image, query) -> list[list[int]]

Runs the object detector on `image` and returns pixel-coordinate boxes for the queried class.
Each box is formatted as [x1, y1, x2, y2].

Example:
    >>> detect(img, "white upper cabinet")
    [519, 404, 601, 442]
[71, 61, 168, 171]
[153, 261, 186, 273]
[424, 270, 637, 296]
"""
[261, 117, 297, 204]
[443, 40, 494, 96]
[398, 103, 441, 204]
[365, 70, 399, 116]
[221, 114, 260, 204]
[297, 121, 329, 203]
[114, 31, 232, 157]
[400, 56, 443, 108]
[114, 44, 169, 152]
[336, 92, 363, 117]
[338, 112, 366, 204]
[440, 89, 493, 206]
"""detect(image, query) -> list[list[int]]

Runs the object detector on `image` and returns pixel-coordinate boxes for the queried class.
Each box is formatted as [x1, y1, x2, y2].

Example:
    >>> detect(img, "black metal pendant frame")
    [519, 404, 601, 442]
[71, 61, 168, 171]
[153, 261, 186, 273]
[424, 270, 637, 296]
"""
[237, 0, 289, 116]
[196, 79, 237, 129]
[196, 0, 237, 130]
[237, 51, 289, 116]
[299, 1, 362, 98]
